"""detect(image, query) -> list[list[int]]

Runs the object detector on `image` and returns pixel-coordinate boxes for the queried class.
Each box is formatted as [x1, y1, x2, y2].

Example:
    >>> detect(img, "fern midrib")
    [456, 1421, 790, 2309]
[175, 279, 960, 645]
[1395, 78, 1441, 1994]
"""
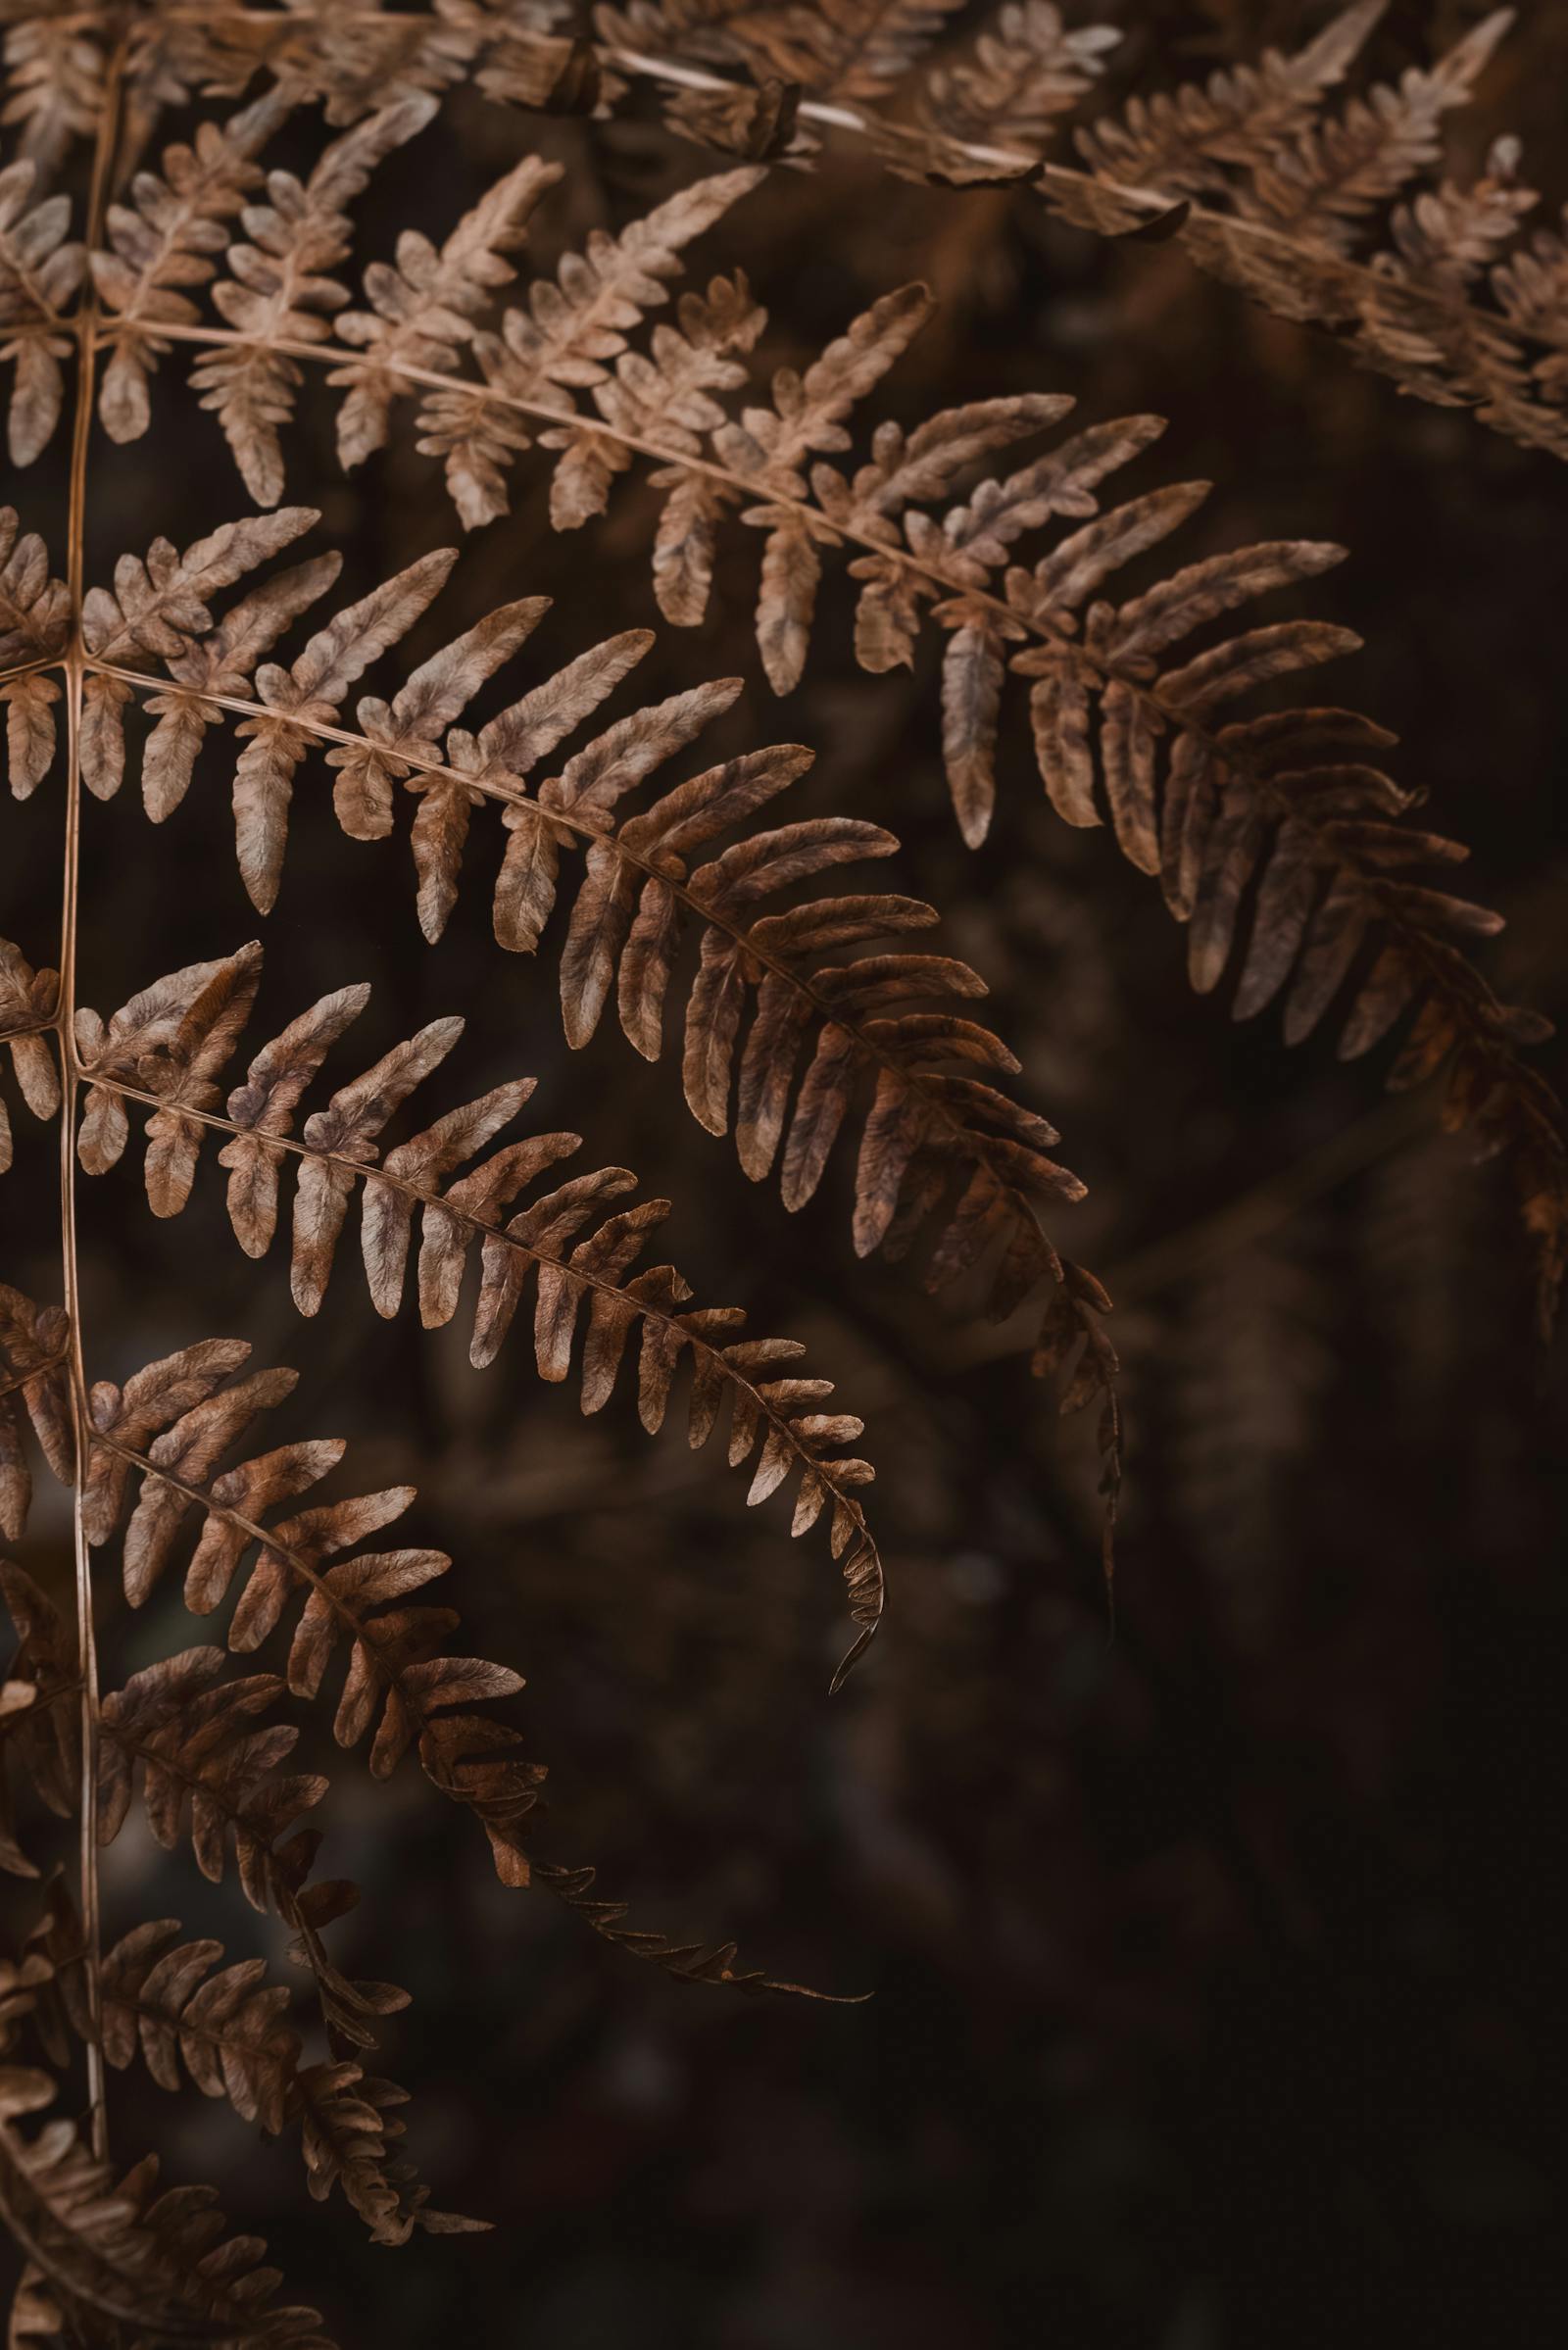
[0, 1350, 70, 1409]
[54, 17, 127, 2169]
[77, 1077, 884, 1626]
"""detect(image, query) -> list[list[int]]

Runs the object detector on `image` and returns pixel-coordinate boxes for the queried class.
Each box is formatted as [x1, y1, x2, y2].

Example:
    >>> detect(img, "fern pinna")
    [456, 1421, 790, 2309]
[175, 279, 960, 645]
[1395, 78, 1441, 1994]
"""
[1, 7, 1565, 2340]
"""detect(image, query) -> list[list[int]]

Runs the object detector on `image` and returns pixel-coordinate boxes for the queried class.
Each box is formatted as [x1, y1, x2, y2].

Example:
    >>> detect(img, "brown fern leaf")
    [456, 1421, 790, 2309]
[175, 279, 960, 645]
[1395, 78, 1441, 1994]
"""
[77, 505, 321, 808]
[0, 4, 104, 175]
[0, 1285, 73, 1546]
[599, 0, 968, 107]
[0, 938, 59, 1178]
[0, 2057, 334, 2346]
[106, 209, 1548, 1309]
[49, 1337, 862, 2000]
[12, 1898, 475, 2249]
[96, 1645, 328, 1930]
[92, 1637, 407, 2063]
[186, 94, 438, 507]
[90, 88, 293, 444]
[1, 1561, 76, 1879]
[99, 1917, 302, 2136]
[10, 7, 1564, 464]
[1, 508, 68, 797]
[71, 950, 888, 1683]
[1225, 11, 1508, 247]
[77, 1334, 546, 1882]
[914, 3, 1122, 163]
[135, 1, 483, 137]
[460, 3, 1568, 462]
[0, 154, 81, 465]
[532, 1857, 870, 2001]
[1070, 2, 1386, 200]
[36, 511, 1114, 1435]
[71, 230, 1553, 1307]
[331, 150, 563, 469]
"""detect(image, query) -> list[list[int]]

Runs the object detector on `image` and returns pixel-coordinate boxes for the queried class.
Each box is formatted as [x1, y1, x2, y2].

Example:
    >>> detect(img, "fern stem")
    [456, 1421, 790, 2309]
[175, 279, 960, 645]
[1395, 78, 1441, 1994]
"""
[55, 27, 127, 2167]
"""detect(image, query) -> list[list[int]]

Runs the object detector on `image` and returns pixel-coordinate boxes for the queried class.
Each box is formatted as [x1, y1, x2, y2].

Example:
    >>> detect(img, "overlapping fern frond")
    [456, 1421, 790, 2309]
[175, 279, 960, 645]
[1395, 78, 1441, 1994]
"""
[4, 496, 1122, 1444]
[1, 4, 1563, 2333]
[55, 949, 891, 1682]
[568, 1, 1568, 463]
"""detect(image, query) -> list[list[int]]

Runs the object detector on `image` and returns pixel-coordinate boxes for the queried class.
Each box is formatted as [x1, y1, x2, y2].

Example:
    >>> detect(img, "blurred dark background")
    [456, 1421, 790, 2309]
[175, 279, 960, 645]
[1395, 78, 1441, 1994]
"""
[3, 4, 1566, 2343]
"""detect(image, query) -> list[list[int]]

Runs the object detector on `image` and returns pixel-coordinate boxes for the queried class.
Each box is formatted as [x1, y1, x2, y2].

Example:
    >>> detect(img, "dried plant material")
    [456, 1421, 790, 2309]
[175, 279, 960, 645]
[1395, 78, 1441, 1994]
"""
[5, 2, 1566, 469]
[37, 517, 1118, 1446]
[0, 1286, 71, 1549]
[69, 950, 888, 1687]
[0, 939, 58, 1177]
[599, 0, 970, 107]
[918, 4, 1121, 152]
[0, 2057, 334, 2345]
[0, 155, 82, 464]
[421, 1, 1568, 465]
[188, 96, 438, 507]
[24, 445, 1560, 1324]
[0, 13, 1562, 2332]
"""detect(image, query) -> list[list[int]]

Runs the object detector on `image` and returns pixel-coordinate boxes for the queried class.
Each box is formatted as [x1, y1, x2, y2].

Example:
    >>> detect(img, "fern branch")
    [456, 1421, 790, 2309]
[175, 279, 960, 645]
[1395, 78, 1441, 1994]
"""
[83, 652, 1103, 1362]
[21, 1896, 476, 2247]
[14, 276, 1558, 1314]
[74, 1053, 887, 1687]
[0, 2056, 333, 2344]
[12, 2, 1568, 476]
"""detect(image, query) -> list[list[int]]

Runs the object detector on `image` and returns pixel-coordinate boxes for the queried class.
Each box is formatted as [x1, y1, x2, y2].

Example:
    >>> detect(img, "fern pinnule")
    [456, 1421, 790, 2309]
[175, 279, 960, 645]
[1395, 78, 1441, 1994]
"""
[0, 941, 58, 1178]
[185, 92, 441, 509]
[90, 85, 293, 446]
[0, 1562, 74, 1881]
[0, 150, 82, 465]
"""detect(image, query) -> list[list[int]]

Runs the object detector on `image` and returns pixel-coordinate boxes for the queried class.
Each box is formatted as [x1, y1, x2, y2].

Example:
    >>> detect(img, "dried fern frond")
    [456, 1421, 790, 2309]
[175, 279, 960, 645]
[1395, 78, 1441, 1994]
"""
[77, 1331, 549, 1872]
[0, 151, 82, 465]
[63, 950, 887, 1683]
[14, 1885, 478, 2249]
[601, 0, 970, 109]
[0, 942, 60, 1174]
[43, 510, 1114, 1426]
[0, 1, 106, 176]
[0, 494, 1120, 1466]
[0, 1560, 75, 1879]
[0, 1286, 72, 1549]
[16, 181, 1566, 1307]
[9, 0, 1566, 469]
[2, 1345, 867, 2009]
[0, 2052, 333, 2345]
[565, 2, 1568, 462]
